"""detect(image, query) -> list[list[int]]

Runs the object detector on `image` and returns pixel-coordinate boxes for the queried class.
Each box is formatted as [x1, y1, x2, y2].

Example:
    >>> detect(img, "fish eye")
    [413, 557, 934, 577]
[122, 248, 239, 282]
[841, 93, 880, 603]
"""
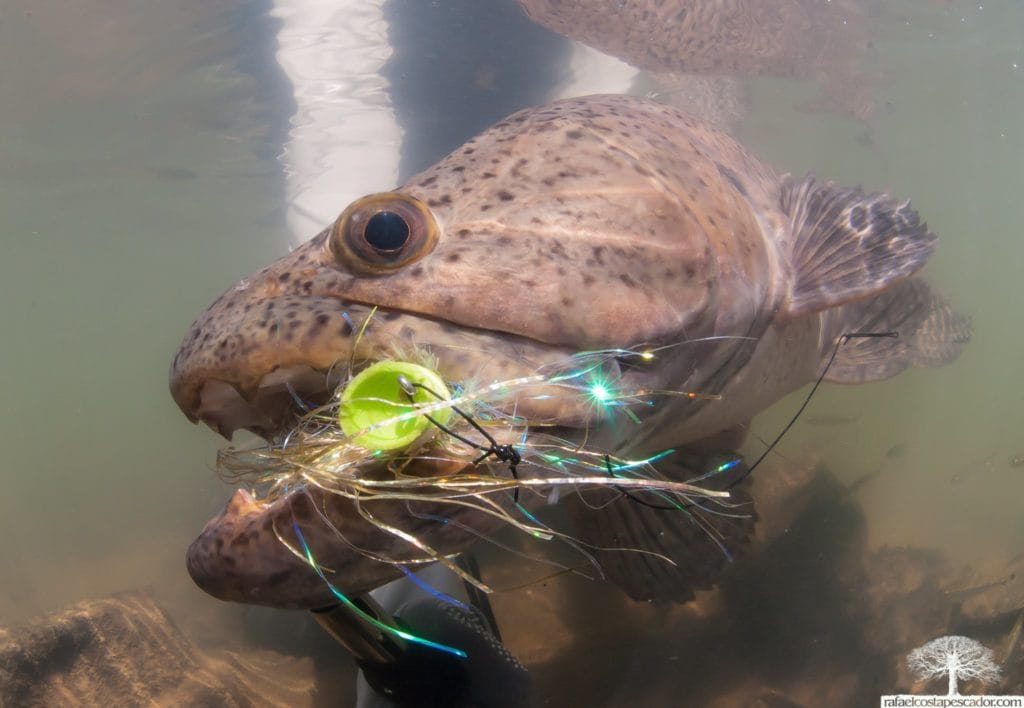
[330, 193, 438, 273]
[364, 211, 409, 252]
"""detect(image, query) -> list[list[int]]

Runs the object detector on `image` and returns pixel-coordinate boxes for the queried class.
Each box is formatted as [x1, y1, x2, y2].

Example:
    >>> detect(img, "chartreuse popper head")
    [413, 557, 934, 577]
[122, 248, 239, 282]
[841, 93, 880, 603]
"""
[338, 361, 452, 451]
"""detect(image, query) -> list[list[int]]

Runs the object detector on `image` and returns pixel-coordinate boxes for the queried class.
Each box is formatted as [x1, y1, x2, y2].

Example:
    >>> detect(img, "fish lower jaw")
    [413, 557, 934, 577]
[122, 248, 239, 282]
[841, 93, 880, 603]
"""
[185, 464, 510, 608]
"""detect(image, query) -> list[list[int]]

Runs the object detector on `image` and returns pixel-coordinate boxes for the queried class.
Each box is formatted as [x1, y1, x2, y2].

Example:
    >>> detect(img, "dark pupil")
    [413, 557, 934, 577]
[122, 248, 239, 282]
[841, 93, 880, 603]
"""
[363, 211, 410, 252]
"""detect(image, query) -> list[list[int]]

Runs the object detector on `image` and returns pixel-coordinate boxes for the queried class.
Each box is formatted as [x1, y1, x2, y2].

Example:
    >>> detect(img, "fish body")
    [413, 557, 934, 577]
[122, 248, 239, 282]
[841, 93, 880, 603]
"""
[170, 95, 967, 608]
[518, 0, 876, 119]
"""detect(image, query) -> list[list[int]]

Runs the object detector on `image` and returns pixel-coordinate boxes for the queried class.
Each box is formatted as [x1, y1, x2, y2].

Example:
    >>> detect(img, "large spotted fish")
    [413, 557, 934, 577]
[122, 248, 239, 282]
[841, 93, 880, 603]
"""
[170, 95, 967, 609]
[518, 0, 877, 120]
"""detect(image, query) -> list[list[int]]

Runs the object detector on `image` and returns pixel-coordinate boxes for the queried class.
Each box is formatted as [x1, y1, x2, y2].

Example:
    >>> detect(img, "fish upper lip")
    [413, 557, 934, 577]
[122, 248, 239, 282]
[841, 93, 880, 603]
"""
[170, 293, 577, 440]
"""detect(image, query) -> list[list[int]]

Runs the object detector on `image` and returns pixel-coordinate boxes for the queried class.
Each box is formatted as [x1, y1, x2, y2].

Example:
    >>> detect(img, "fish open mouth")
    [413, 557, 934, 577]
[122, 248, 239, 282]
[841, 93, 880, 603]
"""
[178, 341, 739, 611]
[170, 296, 565, 601]
[178, 341, 528, 608]
[191, 363, 344, 442]
[171, 290, 726, 609]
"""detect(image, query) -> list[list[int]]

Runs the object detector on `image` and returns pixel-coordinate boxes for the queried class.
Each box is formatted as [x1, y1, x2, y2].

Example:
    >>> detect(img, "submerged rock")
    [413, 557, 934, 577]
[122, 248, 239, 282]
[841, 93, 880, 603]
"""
[0, 591, 316, 707]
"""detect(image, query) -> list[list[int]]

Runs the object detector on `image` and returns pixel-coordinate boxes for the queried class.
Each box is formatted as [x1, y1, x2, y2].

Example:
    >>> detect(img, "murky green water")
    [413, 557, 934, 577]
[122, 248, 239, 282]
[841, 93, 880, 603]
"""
[1, 1, 1021, 705]
[0, 0, 327, 664]
[742, 3, 1024, 561]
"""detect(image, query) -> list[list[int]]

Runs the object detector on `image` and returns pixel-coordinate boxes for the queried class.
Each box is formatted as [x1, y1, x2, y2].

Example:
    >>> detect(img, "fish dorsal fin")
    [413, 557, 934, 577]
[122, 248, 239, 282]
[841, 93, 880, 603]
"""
[820, 277, 971, 384]
[780, 174, 937, 318]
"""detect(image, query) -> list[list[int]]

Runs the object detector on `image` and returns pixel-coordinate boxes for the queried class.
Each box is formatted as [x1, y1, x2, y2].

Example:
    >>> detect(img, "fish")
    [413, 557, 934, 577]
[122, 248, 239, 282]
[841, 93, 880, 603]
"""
[169, 94, 970, 610]
[518, 0, 877, 120]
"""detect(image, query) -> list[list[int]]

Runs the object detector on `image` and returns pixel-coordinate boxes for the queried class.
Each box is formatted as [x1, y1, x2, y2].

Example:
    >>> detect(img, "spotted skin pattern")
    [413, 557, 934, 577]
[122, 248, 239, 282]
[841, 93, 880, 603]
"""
[170, 95, 952, 609]
[518, 0, 877, 119]
[172, 98, 786, 401]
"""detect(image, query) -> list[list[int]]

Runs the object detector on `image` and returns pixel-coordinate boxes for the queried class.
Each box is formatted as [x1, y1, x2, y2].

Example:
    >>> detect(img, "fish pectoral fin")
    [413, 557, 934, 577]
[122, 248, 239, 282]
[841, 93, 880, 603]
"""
[780, 174, 936, 318]
[565, 450, 755, 604]
[819, 277, 972, 384]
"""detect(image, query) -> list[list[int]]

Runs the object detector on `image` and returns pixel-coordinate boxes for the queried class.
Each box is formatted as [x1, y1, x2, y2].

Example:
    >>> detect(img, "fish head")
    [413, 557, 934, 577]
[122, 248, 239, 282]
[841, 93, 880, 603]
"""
[169, 96, 774, 608]
[170, 96, 768, 441]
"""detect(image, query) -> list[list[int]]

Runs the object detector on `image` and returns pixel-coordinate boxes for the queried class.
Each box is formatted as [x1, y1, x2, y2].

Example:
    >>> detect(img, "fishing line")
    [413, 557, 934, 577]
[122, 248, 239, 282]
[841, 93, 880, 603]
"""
[736, 331, 898, 485]
[603, 454, 678, 510]
[220, 338, 783, 621]
[393, 562, 474, 614]
[282, 496, 468, 659]
[652, 331, 898, 515]
[399, 376, 524, 501]
[408, 507, 596, 580]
